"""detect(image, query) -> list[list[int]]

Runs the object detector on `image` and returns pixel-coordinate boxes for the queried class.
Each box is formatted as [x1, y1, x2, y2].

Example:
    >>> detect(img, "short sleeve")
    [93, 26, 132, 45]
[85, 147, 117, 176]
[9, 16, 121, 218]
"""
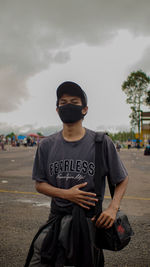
[104, 135, 128, 185]
[32, 143, 47, 182]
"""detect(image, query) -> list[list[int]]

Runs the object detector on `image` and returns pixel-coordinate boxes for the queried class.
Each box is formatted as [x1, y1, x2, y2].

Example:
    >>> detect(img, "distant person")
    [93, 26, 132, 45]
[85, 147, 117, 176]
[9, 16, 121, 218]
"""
[27, 137, 31, 146]
[127, 139, 132, 149]
[30, 138, 34, 147]
[23, 138, 27, 147]
[116, 142, 121, 152]
[25, 81, 128, 267]
[0, 135, 5, 151]
[136, 138, 140, 149]
[16, 138, 20, 147]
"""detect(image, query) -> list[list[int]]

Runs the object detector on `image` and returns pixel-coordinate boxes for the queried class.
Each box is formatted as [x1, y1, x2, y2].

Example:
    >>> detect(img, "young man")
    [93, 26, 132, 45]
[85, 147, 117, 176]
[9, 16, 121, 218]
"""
[25, 81, 128, 267]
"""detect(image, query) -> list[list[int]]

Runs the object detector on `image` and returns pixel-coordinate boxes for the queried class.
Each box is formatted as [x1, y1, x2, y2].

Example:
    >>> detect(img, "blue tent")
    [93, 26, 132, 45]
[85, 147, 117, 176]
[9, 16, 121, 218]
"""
[132, 139, 142, 142]
[18, 135, 26, 140]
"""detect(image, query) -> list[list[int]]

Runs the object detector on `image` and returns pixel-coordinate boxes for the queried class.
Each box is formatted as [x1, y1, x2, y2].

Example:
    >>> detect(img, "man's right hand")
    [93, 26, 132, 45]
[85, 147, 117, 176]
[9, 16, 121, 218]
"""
[35, 181, 98, 209]
[65, 182, 98, 209]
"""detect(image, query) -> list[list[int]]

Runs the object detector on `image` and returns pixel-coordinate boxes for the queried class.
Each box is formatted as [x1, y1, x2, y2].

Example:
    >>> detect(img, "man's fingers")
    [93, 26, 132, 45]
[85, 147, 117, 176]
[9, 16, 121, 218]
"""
[76, 183, 96, 195]
[81, 191, 97, 197]
[70, 183, 98, 208]
[75, 183, 98, 198]
[96, 213, 107, 227]
[79, 199, 96, 206]
[105, 220, 114, 229]
[91, 216, 95, 221]
[101, 217, 114, 228]
[96, 214, 114, 228]
[76, 182, 87, 189]
[79, 203, 90, 210]
[79, 195, 98, 202]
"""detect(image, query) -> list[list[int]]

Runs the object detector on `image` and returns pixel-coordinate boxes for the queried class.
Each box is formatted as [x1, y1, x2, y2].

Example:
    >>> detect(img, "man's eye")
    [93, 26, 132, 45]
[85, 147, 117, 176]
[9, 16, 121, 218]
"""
[59, 101, 66, 105]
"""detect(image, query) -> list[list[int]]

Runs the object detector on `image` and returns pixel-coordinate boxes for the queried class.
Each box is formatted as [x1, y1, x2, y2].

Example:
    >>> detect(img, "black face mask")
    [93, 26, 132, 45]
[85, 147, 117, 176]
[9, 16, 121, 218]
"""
[58, 103, 84, 123]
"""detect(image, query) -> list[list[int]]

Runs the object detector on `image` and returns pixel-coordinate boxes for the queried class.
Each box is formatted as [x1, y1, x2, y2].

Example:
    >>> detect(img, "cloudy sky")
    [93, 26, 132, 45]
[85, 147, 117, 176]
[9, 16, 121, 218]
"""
[0, 0, 150, 134]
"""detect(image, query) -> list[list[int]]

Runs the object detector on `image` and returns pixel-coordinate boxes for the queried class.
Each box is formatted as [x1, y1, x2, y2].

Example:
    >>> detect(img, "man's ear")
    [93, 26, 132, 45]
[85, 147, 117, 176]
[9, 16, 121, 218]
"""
[56, 107, 59, 113]
[82, 106, 88, 115]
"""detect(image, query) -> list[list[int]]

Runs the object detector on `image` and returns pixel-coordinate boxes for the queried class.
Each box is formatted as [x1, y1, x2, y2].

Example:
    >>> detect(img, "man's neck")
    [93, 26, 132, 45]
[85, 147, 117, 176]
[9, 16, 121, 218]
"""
[62, 121, 86, 141]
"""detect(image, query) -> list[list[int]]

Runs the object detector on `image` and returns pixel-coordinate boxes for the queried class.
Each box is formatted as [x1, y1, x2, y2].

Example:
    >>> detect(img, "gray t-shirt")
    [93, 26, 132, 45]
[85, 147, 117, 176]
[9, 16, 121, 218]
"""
[32, 129, 128, 207]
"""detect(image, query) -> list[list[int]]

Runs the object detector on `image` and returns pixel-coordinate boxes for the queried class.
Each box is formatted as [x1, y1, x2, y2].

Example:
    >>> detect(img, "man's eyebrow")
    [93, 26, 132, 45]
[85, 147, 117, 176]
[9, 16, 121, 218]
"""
[71, 97, 79, 100]
[60, 97, 79, 101]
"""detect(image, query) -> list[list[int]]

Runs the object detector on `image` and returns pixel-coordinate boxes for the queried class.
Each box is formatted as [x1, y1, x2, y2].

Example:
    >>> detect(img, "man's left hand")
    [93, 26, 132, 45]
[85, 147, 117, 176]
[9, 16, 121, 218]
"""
[91, 207, 117, 229]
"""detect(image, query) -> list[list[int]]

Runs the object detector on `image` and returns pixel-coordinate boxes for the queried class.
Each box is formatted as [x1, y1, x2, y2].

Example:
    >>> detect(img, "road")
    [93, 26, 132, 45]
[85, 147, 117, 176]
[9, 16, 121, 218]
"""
[0, 145, 150, 267]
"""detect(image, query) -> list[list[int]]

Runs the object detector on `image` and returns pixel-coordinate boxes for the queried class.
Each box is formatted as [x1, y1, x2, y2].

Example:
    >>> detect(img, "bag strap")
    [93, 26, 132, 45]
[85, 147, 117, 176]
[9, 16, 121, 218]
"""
[94, 132, 116, 199]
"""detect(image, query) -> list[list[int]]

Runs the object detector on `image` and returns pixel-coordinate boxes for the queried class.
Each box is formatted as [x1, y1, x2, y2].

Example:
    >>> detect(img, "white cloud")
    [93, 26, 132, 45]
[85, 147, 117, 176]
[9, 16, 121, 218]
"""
[130, 46, 150, 74]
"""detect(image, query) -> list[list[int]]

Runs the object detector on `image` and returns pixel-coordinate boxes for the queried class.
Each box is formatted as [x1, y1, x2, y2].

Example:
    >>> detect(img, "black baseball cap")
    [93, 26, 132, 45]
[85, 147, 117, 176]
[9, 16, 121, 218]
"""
[56, 81, 87, 107]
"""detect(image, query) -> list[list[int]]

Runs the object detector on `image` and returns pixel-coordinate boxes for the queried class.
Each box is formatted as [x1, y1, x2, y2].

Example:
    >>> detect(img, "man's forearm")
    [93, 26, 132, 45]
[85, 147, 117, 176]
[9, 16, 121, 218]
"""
[35, 181, 67, 199]
[35, 181, 98, 209]
[93, 176, 129, 229]
[108, 176, 129, 211]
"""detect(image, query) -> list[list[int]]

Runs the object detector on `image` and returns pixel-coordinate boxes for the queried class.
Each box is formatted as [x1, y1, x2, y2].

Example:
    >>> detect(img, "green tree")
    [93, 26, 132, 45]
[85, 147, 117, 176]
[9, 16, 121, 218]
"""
[145, 90, 150, 106]
[37, 132, 43, 136]
[109, 131, 135, 142]
[122, 70, 150, 138]
[6, 132, 15, 139]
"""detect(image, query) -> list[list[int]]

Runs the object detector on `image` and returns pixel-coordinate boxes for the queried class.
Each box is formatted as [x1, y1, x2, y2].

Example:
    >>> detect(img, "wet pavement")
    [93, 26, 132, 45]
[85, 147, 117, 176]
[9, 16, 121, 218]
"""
[0, 145, 150, 267]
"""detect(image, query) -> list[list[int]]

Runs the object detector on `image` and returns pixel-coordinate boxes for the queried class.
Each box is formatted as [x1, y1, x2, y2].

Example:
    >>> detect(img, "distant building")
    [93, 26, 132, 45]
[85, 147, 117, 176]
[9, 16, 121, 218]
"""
[141, 111, 150, 145]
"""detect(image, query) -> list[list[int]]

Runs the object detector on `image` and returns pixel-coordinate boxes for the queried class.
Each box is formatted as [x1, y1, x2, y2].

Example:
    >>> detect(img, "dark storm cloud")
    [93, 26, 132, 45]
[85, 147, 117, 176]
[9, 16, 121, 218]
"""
[0, 0, 150, 112]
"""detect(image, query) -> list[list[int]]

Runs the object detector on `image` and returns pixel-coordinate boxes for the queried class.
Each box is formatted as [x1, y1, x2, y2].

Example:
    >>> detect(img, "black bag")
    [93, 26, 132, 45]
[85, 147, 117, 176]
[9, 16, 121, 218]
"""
[94, 132, 134, 251]
[95, 210, 134, 251]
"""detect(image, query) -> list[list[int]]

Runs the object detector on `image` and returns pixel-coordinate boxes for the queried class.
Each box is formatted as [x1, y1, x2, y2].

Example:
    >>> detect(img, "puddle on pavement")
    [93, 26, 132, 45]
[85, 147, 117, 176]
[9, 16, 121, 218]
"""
[1, 180, 8, 183]
[16, 198, 50, 207]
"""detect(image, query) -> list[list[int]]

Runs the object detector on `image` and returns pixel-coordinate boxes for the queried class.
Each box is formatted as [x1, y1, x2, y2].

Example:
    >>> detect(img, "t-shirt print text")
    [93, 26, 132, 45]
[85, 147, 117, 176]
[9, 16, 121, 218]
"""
[49, 159, 95, 179]
[57, 173, 85, 182]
